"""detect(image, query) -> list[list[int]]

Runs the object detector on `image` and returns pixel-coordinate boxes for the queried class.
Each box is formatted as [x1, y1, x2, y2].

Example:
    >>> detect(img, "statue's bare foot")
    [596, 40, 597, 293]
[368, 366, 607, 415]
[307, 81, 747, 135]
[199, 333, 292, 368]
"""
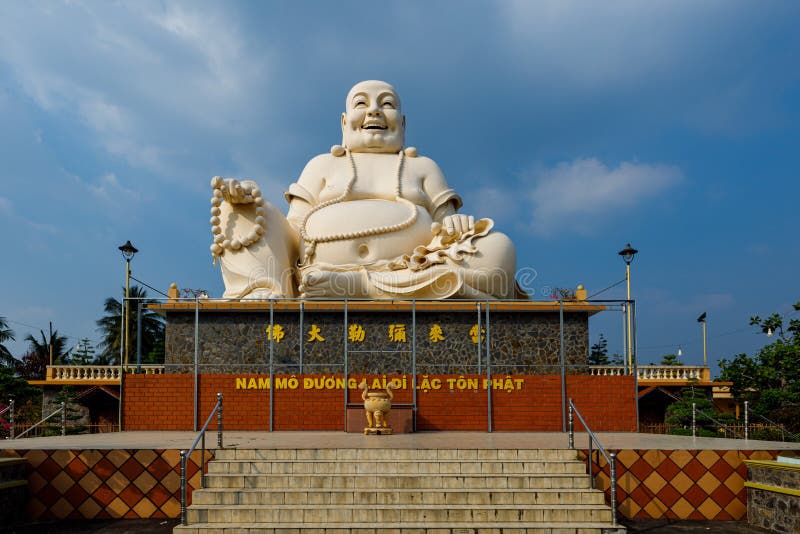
[299, 269, 369, 298]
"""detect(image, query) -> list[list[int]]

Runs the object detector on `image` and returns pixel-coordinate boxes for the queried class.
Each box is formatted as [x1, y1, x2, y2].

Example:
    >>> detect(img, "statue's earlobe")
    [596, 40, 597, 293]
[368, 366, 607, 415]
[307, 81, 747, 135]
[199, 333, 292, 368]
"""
[341, 112, 347, 147]
[402, 115, 406, 130]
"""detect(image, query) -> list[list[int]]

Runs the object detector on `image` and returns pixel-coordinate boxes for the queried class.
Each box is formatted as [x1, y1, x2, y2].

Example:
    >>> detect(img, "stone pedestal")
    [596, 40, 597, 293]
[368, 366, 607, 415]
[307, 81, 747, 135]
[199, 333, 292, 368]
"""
[150, 300, 602, 375]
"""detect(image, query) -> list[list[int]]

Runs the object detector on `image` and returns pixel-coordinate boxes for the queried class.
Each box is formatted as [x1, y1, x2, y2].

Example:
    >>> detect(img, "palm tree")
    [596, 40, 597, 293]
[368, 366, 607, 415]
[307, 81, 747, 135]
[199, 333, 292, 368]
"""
[0, 316, 15, 367]
[96, 286, 165, 365]
[16, 329, 71, 379]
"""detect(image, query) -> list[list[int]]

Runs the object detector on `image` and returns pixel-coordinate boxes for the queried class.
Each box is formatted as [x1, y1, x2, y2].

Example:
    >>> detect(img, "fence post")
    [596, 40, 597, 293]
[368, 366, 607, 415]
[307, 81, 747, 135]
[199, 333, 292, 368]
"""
[217, 392, 223, 449]
[609, 451, 618, 527]
[136, 300, 143, 374]
[744, 400, 749, 440]
[559, 300, 566, 432]
[9, 398, 14, 439]
[568, 402, 574, 449]
[180, 450, 187, 525]
[193, 297, 199, 432]
[691, 402, 696, 437]
[61, 401, 66, 436]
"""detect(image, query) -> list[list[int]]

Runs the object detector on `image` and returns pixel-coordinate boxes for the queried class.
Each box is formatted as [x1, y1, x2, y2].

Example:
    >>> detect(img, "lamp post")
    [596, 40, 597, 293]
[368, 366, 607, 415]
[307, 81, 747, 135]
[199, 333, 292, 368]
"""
[118, 240, 138, 368]
[618, 243, 638, 374]
[697, 312, 707, 366]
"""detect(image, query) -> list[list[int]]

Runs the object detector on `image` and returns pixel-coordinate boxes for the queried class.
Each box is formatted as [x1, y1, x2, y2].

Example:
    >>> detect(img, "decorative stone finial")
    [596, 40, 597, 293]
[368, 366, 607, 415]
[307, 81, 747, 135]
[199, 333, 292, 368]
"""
[575, 284, 587, 301]
[168, 283, 180, 300]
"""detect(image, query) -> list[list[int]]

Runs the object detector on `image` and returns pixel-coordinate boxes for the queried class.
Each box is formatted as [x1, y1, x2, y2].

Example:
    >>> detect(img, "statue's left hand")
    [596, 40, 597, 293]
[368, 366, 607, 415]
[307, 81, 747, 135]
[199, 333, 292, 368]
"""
[441, 214, 475, 238]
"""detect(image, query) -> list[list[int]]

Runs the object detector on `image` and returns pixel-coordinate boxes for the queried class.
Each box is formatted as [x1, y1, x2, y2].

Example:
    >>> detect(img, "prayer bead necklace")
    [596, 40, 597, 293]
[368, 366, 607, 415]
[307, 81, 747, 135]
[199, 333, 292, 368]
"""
[298, 148, 418, 265]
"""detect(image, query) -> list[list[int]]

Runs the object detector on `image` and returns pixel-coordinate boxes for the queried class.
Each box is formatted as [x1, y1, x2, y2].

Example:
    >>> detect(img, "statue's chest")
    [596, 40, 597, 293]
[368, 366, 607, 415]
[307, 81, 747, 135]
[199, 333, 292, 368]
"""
[321, 160, 426, 205]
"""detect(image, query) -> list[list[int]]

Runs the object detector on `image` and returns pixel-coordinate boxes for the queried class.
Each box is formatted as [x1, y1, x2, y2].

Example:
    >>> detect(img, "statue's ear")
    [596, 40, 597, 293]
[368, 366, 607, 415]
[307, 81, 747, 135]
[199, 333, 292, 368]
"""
[341, 112, 347, 146]
[402, 115, 406, 130]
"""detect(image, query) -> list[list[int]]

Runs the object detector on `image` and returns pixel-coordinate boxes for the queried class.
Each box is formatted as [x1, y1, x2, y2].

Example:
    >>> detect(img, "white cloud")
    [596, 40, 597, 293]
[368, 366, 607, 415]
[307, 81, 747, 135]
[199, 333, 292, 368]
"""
[0, 2, 270, 180]
[86, 173, 140, 203]
[525, 158, 682, 236]
[498, 0, 735, 88]
[0, 195, 57, 233]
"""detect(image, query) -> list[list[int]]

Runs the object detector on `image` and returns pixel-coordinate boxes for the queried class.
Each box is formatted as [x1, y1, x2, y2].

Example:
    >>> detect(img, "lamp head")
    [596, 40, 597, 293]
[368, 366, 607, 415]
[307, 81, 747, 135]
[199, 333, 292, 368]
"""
[618, 243, 638, 265]
[697, 312, 707, 323]
[118, 240, 138, 262]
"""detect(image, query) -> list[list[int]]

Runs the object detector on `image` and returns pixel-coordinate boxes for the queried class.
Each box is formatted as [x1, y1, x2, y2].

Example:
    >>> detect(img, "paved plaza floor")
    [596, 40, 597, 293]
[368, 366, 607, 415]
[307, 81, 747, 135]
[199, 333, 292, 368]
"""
[0, 518, 771, 533]
[1, 431, 799, 451]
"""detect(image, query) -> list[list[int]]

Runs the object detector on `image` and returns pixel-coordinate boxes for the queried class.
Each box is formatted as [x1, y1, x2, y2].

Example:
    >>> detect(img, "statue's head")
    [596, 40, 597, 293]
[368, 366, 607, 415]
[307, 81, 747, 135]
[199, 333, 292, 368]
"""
[342, 80, 405, 153]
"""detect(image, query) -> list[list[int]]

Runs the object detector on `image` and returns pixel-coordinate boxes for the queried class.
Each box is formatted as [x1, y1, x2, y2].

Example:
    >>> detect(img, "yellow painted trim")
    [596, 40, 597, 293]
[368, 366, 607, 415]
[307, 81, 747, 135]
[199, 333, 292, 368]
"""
[0, 480, 27, 491]
[744, 459, 800, 473]
[745, 481, 800, 497]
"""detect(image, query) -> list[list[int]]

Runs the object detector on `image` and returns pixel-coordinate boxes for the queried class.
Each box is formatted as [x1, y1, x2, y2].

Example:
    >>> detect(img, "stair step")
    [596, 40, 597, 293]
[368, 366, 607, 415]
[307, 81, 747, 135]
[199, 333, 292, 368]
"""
[191, 488, 605, 506]
[214, 449, 578, 462]
[174, 522, 615, 534]
[203, 473, 591, 490]
[186, 504, 612, 524]
[207, 460, 586, 475]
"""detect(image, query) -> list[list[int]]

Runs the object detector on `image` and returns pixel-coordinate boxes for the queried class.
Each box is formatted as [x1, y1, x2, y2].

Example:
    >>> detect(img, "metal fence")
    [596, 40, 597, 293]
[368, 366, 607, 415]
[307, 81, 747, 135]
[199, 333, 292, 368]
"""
[119, 296, 639, 432]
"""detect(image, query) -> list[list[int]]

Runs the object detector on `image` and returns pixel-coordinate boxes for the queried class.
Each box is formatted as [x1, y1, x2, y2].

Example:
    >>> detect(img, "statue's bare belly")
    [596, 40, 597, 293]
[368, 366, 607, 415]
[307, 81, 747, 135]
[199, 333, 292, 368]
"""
[303, 199, 433, 266]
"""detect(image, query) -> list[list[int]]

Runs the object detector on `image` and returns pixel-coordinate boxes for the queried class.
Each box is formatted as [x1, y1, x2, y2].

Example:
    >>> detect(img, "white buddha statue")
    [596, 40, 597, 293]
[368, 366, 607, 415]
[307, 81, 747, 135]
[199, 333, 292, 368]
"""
[209, 80, 518, 300]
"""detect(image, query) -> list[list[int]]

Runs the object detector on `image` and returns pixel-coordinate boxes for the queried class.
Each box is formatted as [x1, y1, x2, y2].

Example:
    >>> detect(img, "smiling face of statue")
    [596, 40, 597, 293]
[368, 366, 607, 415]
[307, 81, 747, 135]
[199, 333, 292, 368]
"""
[342, 80, 405, 153]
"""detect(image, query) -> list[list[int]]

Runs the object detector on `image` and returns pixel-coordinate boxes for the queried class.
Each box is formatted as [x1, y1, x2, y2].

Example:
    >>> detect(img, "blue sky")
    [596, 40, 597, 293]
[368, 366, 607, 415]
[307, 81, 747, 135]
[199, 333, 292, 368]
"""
[1, 1, 798, 374]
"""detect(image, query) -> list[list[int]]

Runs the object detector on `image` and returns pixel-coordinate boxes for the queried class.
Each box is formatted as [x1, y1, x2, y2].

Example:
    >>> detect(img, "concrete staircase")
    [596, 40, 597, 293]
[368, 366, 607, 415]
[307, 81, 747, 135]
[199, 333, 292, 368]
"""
[175, 448, 619, 533]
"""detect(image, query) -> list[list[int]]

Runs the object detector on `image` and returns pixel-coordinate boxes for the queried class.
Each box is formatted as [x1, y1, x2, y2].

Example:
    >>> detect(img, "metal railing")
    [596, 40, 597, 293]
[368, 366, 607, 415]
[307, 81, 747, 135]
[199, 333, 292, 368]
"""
[568, 398, 618, 527]
[691, 402, 744, 439]
[0, 399, 14, 439]
[180, 393, 223, 526]
[133, 296, 637, 433]
[14, 402, 66, 439]
[743, 401, 799, 441]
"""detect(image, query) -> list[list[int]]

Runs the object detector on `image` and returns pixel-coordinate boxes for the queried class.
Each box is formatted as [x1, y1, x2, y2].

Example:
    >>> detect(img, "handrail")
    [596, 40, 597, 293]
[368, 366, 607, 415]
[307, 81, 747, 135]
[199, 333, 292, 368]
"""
[0, 399, 13, 440]
[14, 402, 65, 439]
[567, 398, 618, 527]
[691, 402, 744, 439]
[746, 409, 799, 441]
[180, 393, 223, 526]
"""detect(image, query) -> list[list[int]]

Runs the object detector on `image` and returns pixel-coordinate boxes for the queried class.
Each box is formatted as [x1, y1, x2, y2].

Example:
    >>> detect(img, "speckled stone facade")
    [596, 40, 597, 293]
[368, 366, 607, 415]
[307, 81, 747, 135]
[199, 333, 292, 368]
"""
[164, 308, 590, 375]
[747, 463, 800, 533]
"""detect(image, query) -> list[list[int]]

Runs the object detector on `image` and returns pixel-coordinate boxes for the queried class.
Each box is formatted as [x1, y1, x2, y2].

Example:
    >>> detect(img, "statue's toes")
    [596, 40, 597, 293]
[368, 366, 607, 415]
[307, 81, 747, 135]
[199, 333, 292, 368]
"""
[302, 269, 327, 287]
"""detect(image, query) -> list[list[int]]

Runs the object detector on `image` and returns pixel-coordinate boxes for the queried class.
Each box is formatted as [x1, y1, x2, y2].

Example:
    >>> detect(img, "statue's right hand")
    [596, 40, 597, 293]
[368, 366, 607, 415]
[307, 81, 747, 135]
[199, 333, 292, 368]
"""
[211, 176, 260, 205]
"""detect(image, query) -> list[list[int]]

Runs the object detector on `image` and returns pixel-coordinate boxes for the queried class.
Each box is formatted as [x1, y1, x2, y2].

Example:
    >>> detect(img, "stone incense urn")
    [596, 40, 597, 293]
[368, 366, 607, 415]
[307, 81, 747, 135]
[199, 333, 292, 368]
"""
[358, 379, 397, 435]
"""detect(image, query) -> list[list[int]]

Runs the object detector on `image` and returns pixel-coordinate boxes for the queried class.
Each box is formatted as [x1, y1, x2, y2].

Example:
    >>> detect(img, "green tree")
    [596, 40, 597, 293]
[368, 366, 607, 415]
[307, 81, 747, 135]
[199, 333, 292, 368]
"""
[665, 385, 735, 437]
[73, 338, 96, 365]
[44, 387, 87, 436]
[609, 352, 624, 365]
[96, 286, 165, 365]
[719, 302, 800, 435]
[0, 365, 42, 438]
[16, 329, 71, 379]
[660, 354, 683, 366]
[0, 316, 15, 367]
[589, 334, 610, 365]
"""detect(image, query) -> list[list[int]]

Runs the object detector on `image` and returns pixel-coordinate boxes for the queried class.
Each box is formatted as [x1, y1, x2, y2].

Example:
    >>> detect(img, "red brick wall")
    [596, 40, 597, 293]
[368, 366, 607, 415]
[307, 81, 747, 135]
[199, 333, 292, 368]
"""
[122, 374, 194, 430]
[123, 373, 636, 431]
